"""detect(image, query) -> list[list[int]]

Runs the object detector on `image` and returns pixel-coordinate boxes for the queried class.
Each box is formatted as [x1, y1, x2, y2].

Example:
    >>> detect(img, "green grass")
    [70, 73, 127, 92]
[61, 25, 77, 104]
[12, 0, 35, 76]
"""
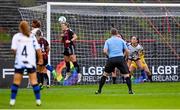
[1, 82, 180, 109]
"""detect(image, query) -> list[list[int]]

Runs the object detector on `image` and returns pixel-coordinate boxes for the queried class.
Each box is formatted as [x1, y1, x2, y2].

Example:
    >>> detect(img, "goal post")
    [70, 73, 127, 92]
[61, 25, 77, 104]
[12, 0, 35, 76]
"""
[19, 2, 180, 85]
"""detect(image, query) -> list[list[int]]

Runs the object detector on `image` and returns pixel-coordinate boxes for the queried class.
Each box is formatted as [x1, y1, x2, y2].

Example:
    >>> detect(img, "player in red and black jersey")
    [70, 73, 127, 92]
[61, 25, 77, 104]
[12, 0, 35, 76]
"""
[60, 22, 81, 83]
[36, 30, 50, 88]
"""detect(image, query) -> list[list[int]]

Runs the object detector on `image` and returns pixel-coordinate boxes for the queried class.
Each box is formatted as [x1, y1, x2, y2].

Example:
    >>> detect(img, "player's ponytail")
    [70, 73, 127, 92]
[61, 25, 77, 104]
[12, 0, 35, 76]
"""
[137, 37, 140, 43]
[19, 21, 30, 37]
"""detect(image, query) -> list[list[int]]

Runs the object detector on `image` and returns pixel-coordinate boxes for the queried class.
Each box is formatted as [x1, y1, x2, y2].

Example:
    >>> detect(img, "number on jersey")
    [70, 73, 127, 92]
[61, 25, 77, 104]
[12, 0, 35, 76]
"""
[21, 46, 28, 57]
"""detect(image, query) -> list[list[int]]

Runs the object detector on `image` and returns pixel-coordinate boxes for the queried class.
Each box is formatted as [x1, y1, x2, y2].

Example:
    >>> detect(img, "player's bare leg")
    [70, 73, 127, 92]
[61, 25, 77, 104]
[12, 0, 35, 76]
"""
[129, 65, 136, 78]
[127, 60, 132, 67]
[143, 65, 152, 82]
[42, 67, 50, 88]
[135, 60, 144, 70]
[135, 60, 147, 81]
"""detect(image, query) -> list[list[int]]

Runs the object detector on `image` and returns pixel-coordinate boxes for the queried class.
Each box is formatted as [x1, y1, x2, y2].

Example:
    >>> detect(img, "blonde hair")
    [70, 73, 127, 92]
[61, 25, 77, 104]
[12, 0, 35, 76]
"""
[62, 22, 70, 28]
[19, 21, 30, 37]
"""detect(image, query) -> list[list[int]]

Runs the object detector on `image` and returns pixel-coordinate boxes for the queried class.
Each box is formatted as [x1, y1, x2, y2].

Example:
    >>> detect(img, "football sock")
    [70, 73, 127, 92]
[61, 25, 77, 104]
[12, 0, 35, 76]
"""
[10, 84, 19, 100]
[32, 84, 41, 100]
[65, 61, 70, 72]
[148, 74, 153, 82]
[125, 77, 132, 91]
[98, 76, 107, 92]
[43, 73, 49, 85]
[112, 77, 116, 84]
[73, 61, 80, 73]
[122, 76, 126, 83]
[40, 73, 44, 85]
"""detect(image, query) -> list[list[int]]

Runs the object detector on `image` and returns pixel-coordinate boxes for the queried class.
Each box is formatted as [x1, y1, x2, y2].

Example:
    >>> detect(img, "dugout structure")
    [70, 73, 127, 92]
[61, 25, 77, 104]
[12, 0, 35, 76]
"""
[19, 3, 180, 84]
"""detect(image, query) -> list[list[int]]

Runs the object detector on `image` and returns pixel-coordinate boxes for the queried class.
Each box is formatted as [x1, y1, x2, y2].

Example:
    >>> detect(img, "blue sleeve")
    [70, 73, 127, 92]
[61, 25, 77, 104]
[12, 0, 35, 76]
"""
[104, 40, 108, 50]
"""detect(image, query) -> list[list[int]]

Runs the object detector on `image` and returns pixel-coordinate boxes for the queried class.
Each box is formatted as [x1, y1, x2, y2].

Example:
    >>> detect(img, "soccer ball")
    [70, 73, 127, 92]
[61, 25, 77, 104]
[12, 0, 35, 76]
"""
[58, 16, 66, 23]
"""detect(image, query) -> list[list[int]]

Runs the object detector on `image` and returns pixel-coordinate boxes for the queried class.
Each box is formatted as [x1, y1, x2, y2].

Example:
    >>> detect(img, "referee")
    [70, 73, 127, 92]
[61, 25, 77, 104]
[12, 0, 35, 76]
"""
[95, 28, 134, 94]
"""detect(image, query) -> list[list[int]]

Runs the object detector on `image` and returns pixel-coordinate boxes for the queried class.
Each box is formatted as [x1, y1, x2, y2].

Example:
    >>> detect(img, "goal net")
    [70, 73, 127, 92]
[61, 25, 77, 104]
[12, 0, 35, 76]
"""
[19, 3, 180, 84]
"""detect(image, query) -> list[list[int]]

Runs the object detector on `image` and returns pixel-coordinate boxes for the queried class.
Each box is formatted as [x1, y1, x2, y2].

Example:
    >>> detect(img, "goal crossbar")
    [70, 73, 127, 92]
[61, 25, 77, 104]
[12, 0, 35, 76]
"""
[47, 2, 180, 7]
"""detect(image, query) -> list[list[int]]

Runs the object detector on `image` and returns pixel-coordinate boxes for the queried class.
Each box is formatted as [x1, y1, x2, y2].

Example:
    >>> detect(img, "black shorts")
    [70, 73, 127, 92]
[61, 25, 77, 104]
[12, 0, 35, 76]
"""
[15, 66, 36, 74]
[64, 45, 75, 56]
[104, 56, 129, 74]
[128, 58, 140, 61]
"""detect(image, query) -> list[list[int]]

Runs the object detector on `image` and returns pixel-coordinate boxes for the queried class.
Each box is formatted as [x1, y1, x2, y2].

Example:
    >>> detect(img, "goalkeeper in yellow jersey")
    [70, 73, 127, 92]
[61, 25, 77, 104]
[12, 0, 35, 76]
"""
[127, 36, 152, 82]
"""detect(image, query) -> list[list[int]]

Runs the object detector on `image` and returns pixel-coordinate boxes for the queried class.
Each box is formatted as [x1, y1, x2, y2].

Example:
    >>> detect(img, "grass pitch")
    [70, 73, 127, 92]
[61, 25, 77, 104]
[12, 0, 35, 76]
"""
[0, 82, 180, 109]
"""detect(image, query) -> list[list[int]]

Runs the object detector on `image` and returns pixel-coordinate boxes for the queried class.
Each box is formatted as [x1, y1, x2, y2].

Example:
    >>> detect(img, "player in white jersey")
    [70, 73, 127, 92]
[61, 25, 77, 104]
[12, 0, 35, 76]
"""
[31, 19, 46, 88]
[128, 44, 143, 61]
[12, 33, 40, 69]
[31, 19, 43, 36]
[127, 36, 152, 82]
[10, 21, 43, 106]
[127, 36, 143, 67]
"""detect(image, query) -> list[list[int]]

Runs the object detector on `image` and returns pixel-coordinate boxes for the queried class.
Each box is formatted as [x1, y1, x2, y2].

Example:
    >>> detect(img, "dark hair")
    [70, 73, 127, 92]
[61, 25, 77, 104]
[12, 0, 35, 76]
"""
[131, 36, 139, 43]
[36, 30, 42, 37]
[19, 20, 30, 37]
[119, 34, 124, 39]
[32, 19, 41, 28]
[111, 28, 118, 35]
